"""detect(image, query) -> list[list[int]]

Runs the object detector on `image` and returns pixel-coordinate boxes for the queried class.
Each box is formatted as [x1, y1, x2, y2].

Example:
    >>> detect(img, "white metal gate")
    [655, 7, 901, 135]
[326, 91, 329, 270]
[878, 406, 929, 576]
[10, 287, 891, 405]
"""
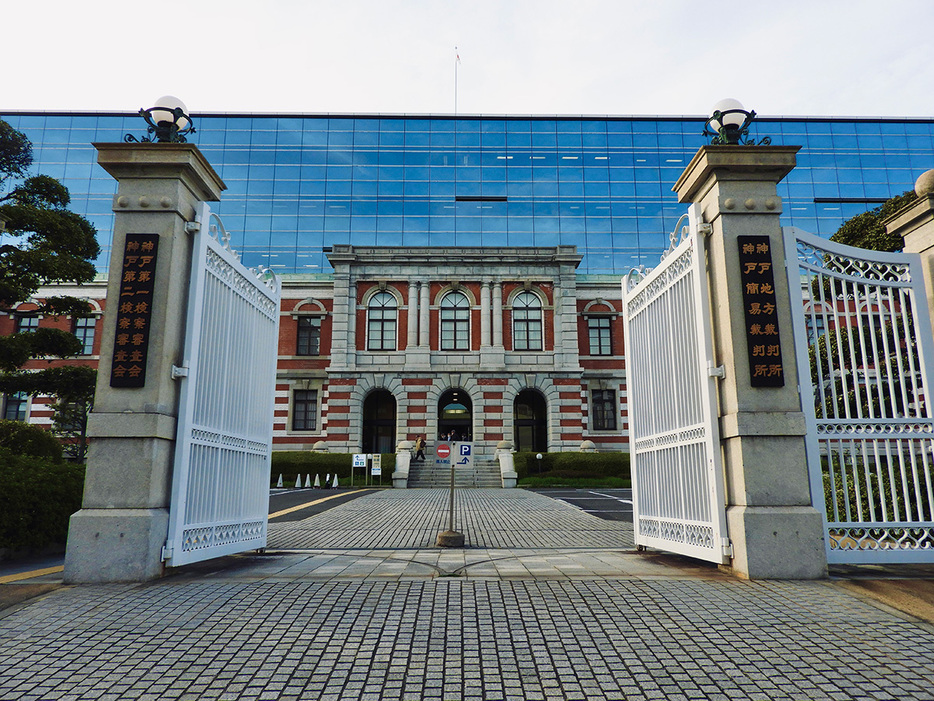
[623, 206, 731, 564]
[786, 226, 934, 564]
[164, 203, 281, 567]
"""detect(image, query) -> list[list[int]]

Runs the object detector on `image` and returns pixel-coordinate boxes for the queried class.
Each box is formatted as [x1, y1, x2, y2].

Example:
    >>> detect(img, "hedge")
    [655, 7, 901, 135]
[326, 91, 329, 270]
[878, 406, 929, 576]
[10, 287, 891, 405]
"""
[0, 447, 84, 551]
[513, 451, 630, 481]
[0, 419, 63, 462]
[271, 451, 397, 486]
[269, 450, 629, 486]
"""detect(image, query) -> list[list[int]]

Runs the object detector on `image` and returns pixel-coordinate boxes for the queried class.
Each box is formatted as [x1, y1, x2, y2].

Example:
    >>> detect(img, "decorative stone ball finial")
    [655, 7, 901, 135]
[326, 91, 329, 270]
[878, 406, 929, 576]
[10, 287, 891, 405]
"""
[915, 169, 934, 197]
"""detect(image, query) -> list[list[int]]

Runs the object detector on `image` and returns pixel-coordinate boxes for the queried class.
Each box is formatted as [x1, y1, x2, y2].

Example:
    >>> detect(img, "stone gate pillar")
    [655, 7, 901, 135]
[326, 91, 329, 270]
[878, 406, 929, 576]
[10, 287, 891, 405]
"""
[885, 169, 934, 323]
[64, 143, 225, 583]
[673, 145, 827, 579]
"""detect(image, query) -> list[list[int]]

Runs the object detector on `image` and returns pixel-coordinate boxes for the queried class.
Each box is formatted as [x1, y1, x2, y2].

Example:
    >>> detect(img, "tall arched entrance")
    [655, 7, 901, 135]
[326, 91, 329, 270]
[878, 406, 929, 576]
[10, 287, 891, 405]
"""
[362, 390, 396, 454]
[514, 389, 547, 452]
[438, 389, 472, 441]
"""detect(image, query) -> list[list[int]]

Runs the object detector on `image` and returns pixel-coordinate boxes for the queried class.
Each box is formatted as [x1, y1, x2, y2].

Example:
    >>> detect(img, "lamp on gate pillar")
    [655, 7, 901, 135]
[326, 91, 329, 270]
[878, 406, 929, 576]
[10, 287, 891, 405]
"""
[703, 98, 771, 146]
[125, 95, 196, 143]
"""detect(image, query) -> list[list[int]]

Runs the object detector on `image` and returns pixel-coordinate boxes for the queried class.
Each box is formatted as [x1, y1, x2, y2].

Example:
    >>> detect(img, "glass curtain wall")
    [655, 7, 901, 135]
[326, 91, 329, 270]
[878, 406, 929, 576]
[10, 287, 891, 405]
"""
[2, 113, 931, 277]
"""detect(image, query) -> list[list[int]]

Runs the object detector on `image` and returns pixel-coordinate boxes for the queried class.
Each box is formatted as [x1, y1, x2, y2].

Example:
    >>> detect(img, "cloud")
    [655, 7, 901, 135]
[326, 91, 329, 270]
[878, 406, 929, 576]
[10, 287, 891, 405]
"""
[2, 0, 932, 117]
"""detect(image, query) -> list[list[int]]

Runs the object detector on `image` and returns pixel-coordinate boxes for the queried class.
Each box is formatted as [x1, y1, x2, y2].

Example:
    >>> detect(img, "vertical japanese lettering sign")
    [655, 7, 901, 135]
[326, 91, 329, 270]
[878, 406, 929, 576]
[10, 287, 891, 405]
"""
[110, 234, 159, 388]
[738, 235, 784, 387]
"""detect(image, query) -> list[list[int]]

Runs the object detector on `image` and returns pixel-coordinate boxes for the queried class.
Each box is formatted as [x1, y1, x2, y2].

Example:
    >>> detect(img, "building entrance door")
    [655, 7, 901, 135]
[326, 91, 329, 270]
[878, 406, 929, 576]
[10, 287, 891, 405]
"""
[362, 390, 396, 454]
[514, 390, 547, 452]
[438, 389, 472, 441]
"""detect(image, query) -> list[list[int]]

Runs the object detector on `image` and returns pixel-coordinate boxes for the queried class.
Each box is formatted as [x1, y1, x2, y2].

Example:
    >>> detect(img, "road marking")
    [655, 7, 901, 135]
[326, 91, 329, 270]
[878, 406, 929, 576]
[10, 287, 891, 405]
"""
[269, 489, 374, 520]
[0, 565, 64, 584]
[588, 490, 634, 506]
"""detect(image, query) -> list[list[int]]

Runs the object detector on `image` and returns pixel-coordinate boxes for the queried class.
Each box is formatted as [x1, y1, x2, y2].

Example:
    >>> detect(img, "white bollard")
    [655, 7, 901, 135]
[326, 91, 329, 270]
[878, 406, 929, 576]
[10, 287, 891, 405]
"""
[294, 474, 301, 488]
[276, 474, 283, 488]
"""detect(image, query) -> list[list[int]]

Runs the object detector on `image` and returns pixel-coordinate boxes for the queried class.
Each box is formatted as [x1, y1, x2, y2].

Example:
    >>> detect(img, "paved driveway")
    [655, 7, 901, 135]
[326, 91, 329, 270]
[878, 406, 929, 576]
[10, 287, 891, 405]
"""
[3, 489, 934, 700]
[267, 488, 635, 550]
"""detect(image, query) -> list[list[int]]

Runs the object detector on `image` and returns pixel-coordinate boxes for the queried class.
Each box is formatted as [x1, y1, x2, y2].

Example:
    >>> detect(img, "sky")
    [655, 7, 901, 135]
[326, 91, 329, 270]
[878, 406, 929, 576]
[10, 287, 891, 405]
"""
[3, 0, 933, 119]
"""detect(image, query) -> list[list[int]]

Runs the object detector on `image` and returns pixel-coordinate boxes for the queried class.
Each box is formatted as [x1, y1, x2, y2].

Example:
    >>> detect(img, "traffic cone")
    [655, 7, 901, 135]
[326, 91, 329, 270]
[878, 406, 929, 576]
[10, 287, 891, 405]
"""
[276, 474, 283, 488]
[332, 474, 339, 488]
[314, 473, 321, 488]
[325, 474, 330, 489]
[294, 474, 301, 488]
[304, 474, 311, 488]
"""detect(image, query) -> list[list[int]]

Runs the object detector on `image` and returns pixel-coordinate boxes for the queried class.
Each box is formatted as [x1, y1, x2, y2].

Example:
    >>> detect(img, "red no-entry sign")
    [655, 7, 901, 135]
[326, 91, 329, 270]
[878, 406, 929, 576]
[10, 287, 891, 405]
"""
[436, 443, 451, 459]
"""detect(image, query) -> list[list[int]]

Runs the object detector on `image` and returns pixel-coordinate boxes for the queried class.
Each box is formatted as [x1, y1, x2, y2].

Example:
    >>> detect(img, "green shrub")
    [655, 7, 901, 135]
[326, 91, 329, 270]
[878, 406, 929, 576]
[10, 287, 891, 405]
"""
[0, 447, 84, 550]
[820, 453, 932, 526]
[0, 420, 63, 462]
[270, 451, 397, 487]
[513, 451, 630, 481]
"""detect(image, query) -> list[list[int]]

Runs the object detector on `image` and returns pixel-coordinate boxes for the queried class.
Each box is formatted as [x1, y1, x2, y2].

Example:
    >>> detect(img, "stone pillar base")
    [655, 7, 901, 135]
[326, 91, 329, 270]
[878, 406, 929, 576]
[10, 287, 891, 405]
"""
[479, 348, 505, 370]
[404, 349, 431, 371]
[393, 448, 411, 489]
[496, 448, 517, 488]
[726, 505, 827, 579]
[64, 508, 169, 583]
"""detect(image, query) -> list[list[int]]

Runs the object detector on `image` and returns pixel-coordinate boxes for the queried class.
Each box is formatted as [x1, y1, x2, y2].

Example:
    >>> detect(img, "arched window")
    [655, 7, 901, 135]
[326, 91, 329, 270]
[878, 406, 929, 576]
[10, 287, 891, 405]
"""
[440, 291, 470, 350]
[512, 291, 543, 351]
[367, 291, 397, 351]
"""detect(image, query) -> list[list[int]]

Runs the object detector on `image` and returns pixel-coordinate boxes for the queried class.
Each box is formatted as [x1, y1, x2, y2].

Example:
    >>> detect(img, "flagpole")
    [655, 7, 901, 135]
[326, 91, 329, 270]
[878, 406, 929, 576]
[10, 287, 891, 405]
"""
[454, 46, 459, 115]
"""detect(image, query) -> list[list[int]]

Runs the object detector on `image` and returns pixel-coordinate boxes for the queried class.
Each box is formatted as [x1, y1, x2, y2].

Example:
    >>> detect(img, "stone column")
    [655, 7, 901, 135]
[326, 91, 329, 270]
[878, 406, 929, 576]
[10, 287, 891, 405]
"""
[673, 145, 827, 580]
[480, 281, 492, 347]
[407, 281, 419, 348]
[492, 281, 504, 348]
[406, 281, 430, 370]
[326, 245, 356, 371]
[346, 280, 357, 367]
[885, 169, 934, 324]
[419, 281, 430, 348]
[64, 143, 225, 583]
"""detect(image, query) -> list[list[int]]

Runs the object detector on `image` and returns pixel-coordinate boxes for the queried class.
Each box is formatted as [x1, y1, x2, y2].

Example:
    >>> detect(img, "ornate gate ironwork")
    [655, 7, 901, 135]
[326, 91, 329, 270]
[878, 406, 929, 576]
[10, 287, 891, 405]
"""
[786, 227, 934, 564]
[163, 203, 281, 567]
[623, 206, 731, 564]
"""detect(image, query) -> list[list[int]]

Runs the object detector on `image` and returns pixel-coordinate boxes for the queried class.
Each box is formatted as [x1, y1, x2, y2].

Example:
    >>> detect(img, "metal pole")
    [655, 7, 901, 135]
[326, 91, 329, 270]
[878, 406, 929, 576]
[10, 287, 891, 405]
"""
[448, 458, 455, 532]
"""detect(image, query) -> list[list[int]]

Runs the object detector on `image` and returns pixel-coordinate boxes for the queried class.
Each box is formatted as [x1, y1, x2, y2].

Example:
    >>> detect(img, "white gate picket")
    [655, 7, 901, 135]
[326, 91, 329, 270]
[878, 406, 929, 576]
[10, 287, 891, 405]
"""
[786, 226, 934, 564]
[623, 205, 731, 564]
[163, 202, 281, 567]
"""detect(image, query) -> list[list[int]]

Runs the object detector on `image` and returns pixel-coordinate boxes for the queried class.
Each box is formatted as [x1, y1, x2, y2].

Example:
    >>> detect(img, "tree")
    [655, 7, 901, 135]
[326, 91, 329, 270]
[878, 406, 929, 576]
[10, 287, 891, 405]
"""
[0, 118, 100, 455]
[810, 190, 924, 420]
[830, 190, 918, 252]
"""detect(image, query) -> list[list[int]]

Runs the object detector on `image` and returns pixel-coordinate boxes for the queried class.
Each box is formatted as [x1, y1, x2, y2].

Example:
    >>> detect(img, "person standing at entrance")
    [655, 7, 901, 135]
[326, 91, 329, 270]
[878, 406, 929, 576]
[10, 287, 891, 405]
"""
[414, 435, 426, 462]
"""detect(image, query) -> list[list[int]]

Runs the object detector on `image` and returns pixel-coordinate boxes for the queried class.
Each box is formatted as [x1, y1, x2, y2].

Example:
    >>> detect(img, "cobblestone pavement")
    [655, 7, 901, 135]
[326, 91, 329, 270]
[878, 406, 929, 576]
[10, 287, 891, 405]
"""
[267, 488, 635, 550]
[1, 490, 933, 700]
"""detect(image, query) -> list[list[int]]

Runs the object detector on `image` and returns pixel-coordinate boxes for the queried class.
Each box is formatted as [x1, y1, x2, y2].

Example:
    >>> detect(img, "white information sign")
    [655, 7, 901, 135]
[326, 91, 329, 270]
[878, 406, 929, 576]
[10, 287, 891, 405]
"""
[435, 442, 474, 469]
[454, 442, 474, 469]
[352, 454, 367, 468]
[371, 454, 382, 475]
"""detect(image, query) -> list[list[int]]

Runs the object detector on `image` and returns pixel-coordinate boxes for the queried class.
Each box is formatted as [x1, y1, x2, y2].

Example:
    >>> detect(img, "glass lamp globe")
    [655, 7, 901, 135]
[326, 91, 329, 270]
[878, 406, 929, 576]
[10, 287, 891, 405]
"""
[710, 98, 745, 131]
[149, 95, 189, 130]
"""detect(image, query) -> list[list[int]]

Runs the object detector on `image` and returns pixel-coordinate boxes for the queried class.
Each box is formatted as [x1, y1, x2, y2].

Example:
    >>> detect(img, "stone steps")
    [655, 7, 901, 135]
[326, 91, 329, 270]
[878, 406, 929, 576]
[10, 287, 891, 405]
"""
[407, 460, 502, 488]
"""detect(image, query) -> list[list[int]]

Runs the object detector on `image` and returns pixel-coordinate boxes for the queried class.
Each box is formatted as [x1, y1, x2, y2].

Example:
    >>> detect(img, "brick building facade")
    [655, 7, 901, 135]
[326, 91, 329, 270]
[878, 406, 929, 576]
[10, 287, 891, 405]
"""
[3, 246, 628, 458]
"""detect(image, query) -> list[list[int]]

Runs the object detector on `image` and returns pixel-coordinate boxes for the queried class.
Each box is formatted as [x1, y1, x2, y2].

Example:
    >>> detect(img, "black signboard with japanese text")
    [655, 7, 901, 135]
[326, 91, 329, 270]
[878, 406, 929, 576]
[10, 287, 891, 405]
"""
[110, 234, 159, 388]
[738, 235, 785, 387]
